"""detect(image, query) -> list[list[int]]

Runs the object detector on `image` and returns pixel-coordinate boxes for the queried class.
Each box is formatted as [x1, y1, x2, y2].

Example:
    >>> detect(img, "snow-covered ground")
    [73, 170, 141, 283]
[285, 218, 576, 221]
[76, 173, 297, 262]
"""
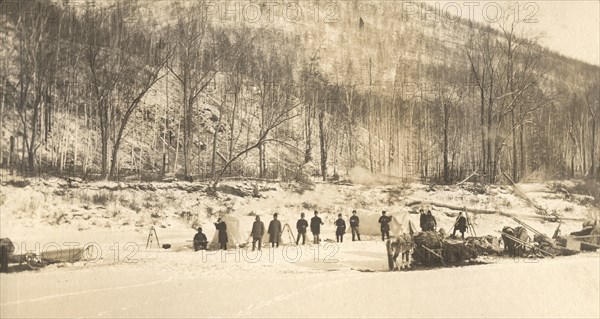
[1, 178, 599, 318]
[1, 247, 598, 318]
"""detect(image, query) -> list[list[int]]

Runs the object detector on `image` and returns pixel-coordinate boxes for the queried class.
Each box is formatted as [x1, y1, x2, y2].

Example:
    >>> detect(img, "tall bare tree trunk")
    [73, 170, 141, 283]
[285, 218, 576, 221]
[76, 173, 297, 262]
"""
[367, 108, 374, 173]
[182, 85, 191, 178]
[228, 92, 237, 173]
[479, 85, 486, 175]
[319, 110, 327, 181]
[519, 104, 526, 178]
[443, 101, 450, 184]
[0, 78, 5, 166]
[304, 99, 313, 164]
[9, 136, 14, 174]
[591, 114, 596, 177]
[511, 110, 518, 181]
[173, 118, 181, 173]
[210, 113, 221, 178]
[582, 124, 587, 176]
[162, 74, 169, 177]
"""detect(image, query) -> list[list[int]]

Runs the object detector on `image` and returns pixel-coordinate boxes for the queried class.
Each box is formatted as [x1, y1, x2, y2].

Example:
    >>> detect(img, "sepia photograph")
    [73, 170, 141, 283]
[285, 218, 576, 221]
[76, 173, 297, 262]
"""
[0, 0, 599, 318]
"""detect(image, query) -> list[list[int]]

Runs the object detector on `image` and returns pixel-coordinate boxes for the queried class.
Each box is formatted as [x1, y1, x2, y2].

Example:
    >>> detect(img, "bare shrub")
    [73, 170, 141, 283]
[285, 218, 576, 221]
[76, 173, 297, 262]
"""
[385, 184, 410, 205]
[552, 180, 600, 206]
[17, 200, 39, 218]
[91, 190, 116, 205]
[500, 198, 512, 208]
[120, 196, 142, 213]
[108, 205, 122, 218]
[49, 212, 68, 225]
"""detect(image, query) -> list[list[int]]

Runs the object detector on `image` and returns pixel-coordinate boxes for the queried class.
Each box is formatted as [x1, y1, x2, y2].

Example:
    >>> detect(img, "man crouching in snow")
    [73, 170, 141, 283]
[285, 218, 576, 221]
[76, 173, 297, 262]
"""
[193, 227, 208, 251]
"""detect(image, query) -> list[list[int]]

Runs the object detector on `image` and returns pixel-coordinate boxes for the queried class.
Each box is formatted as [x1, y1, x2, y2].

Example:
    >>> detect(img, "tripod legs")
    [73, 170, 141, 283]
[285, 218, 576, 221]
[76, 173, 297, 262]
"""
[146, 227, 161, 249]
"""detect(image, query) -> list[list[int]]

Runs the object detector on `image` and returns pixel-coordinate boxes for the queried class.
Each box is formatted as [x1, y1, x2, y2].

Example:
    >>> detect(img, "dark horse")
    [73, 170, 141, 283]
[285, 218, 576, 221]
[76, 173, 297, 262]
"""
[501, 226, 530, 257]
[386, 233, 413, 271]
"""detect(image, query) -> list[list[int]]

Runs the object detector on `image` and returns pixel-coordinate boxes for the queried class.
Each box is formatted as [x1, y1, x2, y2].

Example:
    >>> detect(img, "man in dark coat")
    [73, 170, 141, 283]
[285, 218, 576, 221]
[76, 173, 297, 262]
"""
[349, 210, 361, 241]
[193, 227, 208, 251]
[452, 212, 468, 239]
[214, 217, 228, 250]
[268, 213, 282, 248]
[424, 210, 437, 231]
[310, 211, 324, 244]
[296, 213, 309, 245]
[335, 214, 346, 243]
[251, 216, 265, 251]
[378, 211, 391, 241]
[419, 209, 427, 231]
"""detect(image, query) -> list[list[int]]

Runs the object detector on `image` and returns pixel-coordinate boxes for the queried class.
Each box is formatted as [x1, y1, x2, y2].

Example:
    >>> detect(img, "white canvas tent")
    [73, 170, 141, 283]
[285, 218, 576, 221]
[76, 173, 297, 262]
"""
[352, 210, 417, 237]
[209, 215, 249, 249]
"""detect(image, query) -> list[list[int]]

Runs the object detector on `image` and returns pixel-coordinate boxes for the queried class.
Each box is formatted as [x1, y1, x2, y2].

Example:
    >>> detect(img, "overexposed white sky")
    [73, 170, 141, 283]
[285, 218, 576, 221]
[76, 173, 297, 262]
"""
[533, 1, 599, 66]
[433, 1, 600, 65]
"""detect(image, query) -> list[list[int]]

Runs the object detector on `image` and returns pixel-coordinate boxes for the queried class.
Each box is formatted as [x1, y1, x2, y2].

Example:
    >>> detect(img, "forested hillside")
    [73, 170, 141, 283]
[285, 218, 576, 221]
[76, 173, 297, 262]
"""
[1, 0, 598, 186]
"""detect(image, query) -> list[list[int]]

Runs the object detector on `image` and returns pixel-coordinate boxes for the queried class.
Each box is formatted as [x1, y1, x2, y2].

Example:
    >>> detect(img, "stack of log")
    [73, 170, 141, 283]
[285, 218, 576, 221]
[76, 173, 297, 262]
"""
[412, 231, 444, 266]
[465, 236, 503, 256]
[412, 231, 479, 266]
[442, 239, 478, 263]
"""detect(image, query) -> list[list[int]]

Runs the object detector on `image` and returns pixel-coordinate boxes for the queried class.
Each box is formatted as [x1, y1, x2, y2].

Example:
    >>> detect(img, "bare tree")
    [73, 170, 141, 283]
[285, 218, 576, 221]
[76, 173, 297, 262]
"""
[167, 1, 230, 179]
[496, 14, 552, 182]
[466, 25, 499, 182]
[211, 83, 300, 189]
[12, 2, 59, 172]
[85, 3, 170, 179]
[585, 81, 600, 177]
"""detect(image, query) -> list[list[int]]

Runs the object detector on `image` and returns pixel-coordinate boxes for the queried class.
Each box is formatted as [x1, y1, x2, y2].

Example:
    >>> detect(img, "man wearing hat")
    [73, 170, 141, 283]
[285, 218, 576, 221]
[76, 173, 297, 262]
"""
[251, 215, 265, 251]
[378, 211, 391, 241]
[296, 213, 309, 245]
[310, 210, 325, 244]
[193, 227, 208, 251]
[214, 217, 228, 250]
[268, 213, 282, 248]
[452, 212, 467, 239]
[349, 210, 361, 241]
[419, 209, 427, 231]
[335, 213, 347, 242]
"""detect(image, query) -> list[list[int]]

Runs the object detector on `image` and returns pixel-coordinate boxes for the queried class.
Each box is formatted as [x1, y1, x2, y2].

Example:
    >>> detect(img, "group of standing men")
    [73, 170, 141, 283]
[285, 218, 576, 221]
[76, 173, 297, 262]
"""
[193, 209, 470, 251]
[418, 209, 468, 239]
[300, 210, 393, 243]
[293, 211, 325, 245]
[246, 210, 377, 249]
[193, 210, 397, 251]
[249, 213, 284, 251]
[246, 211, 332, 250]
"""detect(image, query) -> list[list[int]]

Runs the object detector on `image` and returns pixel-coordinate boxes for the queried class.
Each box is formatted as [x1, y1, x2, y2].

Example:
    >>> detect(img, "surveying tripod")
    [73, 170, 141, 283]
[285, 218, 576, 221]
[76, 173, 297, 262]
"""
[146, 226, 161, 249]
[465, 212, 477, 237]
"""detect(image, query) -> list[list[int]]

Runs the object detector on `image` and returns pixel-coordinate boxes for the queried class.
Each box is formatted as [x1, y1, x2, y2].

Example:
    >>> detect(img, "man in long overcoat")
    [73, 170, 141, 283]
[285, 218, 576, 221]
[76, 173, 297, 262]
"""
[268, 213, 282, 248]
